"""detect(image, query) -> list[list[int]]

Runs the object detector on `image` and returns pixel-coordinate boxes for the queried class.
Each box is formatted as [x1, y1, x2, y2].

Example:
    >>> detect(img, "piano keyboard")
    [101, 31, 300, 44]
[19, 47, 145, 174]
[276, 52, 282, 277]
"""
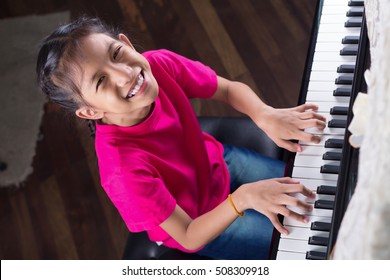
[275, 0, 364, 260]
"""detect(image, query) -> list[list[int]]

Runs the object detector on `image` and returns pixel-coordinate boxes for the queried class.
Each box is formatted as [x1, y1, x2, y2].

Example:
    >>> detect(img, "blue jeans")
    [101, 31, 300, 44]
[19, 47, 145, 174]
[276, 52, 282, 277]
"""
[198, 144, 285, 260]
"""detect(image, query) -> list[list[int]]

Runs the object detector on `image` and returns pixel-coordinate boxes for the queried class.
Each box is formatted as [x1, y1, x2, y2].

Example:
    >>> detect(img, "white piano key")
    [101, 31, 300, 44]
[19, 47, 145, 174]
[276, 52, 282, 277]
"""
[291, 178, 337, 190]
[287, 205, 333, 218]
[293, 177, 337, 196]
[299, 144, 343, 155]
[323, 0, 350, 6]
[322, 6, 356, 15]
[278, 238, 327, 254]
[296, 146, 327, 157]
[311, 61, 355, 72]
[283, 215, 332, 228]
[292, 166, 338, 181]
[299, 145, 342, 156]
[315, 42, 356, 52]
[290, 192, 335, 204]
[307, 101, 349, 113]
[309, 71, 339, 81]
[276, 251, 306, 260]
[310, 71, 353, 82]
[314, 193, 335, 201]
[298, 144, 341, 156]
[298, 134, 344, 147]
[313, 51, 357, 62]
[294, 155, 340, 168]
[323, 14, 360, 22]
[306, 91, 350, 103]
[318, 24, 360, 35]
[320, 112, 348, 121]
[320, 14, 353, 24]
[281, 226, 330, 240]
[308, 81, 350, 92]
[306, 93, 350, 103]
[305, 126, 346, 136]
[316, 32, 354, 43]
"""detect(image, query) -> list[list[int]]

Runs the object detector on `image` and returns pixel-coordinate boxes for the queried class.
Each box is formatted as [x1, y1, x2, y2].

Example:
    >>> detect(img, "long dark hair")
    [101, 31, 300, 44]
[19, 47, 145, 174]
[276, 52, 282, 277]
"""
[36, 16, 119, 114]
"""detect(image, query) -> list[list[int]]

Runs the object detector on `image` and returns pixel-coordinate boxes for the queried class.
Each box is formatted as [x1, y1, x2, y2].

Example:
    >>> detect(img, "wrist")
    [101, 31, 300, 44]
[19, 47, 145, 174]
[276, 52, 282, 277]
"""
[231, 184, 249, 213]
[228, 194, 244, 216]
[251, 104, 274, 129]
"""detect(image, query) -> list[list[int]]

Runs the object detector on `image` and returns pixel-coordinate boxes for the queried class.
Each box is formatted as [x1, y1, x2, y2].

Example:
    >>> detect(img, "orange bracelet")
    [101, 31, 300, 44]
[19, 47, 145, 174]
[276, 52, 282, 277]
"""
[228, 194, 244, 217]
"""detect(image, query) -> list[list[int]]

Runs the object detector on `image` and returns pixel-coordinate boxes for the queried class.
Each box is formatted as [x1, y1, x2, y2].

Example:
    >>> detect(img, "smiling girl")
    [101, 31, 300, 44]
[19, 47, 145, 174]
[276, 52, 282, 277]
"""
[37, 17, 325, 259]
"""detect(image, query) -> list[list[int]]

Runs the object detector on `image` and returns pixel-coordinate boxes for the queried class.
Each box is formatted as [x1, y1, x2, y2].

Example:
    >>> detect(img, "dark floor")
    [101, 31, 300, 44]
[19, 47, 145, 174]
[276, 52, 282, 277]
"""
[0, 0, 317, 259]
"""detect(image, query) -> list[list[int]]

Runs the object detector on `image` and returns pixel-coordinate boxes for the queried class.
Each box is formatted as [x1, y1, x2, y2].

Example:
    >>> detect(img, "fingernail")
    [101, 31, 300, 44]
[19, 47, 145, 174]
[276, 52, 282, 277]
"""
[303, 216, 309, 223]
[283, 229, 289, 236]
[297, 146, 302, 152]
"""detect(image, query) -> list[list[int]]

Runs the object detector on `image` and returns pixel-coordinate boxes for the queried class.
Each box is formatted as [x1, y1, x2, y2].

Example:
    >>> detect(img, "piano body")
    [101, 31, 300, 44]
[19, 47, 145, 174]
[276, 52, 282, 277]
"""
[270, 0, 370, 260]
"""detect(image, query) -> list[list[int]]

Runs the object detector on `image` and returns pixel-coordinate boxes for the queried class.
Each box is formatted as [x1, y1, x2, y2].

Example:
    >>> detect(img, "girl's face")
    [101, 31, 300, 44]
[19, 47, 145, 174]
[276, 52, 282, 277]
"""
[74, 33, 159, 126]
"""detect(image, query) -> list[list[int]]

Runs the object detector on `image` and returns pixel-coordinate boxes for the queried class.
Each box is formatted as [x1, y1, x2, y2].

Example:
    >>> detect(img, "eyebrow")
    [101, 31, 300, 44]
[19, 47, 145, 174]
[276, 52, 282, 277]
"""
[91, 40, 117, 92]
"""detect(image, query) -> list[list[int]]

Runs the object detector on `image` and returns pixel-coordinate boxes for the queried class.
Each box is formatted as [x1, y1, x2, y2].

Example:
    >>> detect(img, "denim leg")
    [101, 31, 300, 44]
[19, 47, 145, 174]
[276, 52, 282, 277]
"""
[198, 144, 285, 260]
[224, 144, 286, 191]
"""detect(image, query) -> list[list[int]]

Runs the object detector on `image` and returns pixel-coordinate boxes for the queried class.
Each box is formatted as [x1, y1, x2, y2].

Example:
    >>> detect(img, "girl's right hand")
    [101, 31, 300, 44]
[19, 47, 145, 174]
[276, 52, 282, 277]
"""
[233, 177, 316, 235]
[255, 104, 327, 153]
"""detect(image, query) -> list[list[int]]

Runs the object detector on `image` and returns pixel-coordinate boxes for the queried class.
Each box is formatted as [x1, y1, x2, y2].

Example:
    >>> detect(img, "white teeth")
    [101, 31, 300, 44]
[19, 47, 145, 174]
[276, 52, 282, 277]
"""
[127, 73, 144, 98]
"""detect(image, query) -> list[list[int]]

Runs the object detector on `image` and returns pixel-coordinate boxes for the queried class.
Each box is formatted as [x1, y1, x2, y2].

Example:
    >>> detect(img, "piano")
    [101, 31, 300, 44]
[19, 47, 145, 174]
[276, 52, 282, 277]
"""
[270, 0, 370, 260]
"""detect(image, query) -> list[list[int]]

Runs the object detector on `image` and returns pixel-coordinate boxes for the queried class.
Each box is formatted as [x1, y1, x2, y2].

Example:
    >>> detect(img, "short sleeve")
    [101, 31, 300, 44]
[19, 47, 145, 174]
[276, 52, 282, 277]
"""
[144, 49, 218, 99]
[104, 164, 176, 232]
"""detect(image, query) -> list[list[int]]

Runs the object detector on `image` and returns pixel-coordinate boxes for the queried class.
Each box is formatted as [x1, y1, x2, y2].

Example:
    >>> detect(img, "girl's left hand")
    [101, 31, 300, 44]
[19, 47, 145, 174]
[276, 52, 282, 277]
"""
[256, 103, 327, 152]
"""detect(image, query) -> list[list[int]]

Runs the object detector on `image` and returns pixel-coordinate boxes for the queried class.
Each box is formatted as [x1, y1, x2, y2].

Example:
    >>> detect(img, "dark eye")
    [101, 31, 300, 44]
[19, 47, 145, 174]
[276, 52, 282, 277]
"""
[96, 76, 105, 91]
[113, 46, 122, 60]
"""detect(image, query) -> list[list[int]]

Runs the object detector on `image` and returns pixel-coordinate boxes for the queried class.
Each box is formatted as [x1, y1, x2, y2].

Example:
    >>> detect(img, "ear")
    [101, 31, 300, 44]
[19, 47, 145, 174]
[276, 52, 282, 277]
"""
[75, 106, 104, 120]
[118, 33, 135, 50]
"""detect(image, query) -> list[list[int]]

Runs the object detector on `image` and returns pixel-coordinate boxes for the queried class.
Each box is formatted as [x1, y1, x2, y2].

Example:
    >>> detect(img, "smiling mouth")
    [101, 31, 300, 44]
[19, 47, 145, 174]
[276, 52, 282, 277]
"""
[126, 71, 145, 99]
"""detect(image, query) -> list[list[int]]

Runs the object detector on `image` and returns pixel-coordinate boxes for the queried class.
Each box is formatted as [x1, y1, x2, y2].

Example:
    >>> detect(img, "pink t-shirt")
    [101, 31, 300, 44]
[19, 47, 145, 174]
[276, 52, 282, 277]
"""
[95, 50, 230, 252]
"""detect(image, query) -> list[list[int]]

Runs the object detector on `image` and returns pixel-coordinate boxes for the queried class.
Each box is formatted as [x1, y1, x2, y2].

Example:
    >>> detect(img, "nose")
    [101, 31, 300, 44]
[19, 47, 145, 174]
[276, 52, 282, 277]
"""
[111, 64, 133, 88]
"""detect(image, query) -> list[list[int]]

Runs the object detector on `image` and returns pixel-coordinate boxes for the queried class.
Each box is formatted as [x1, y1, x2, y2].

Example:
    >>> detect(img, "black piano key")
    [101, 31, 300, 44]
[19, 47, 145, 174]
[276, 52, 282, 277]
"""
[342, 35, 359, 44]
[311, 221, 331, 232]
[315, 199, 334, 210]
[333, 87, 352, 96]
[330, 106, 349, 115]
[306, 251, 326, 260]
[348, 0, 364, 6]
[337, 64, 355, 73]
[325, 138, 344, 149]
[346, 7, 364, 17]
[340, 45, 358, 56]
[323, 151, 342, 160]
[328, 119, 347, 128]
[317, 185, 337, 195]
[345, 17, 363, 28]
[320, 164, 340, 175]
[323, 151, 342, 161]
[335, 75, 353, 85]
[308, 236, 329, 246]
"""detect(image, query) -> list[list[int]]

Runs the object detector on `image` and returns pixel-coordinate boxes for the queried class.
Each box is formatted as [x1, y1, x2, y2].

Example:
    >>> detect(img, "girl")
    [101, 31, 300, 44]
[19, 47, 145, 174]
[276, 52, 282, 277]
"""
[36, 17, 326, 259]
